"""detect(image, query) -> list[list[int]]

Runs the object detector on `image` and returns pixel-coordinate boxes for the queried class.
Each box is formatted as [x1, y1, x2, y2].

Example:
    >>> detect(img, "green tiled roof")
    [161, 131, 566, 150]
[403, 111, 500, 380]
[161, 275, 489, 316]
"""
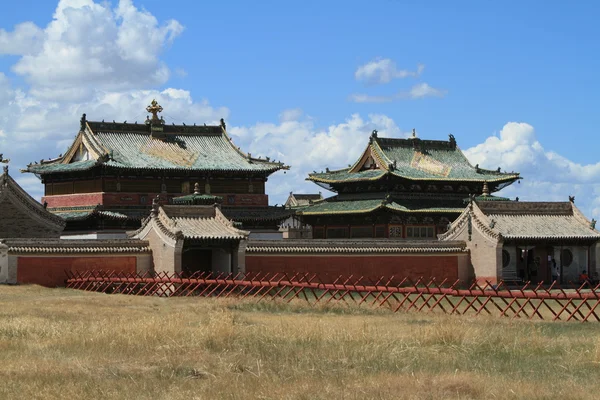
[298, 194, 465, 216]
[50, 206, 142, 221]
[172, 193, 223, 205]
[471, 194, 511, 202]
[308, 135, 519, 185]
[27, 160, 98, 174]
[25, 119, 288, 175]
[222, 206, 295, 222]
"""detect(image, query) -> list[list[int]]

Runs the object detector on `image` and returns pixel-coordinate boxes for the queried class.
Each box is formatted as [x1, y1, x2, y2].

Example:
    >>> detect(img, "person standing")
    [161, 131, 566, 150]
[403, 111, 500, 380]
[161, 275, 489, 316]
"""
[551, 259, 559, 283]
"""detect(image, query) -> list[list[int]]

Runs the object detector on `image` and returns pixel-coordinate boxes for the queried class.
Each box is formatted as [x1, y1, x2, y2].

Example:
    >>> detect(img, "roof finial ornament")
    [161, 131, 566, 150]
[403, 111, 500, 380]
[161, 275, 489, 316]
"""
[591, 219, 597, 230]
[146, 99, 163, 124]
[412, 128, 416, 138]
[193, 182, 200, 195]
[448, 133, 456, 147]
[482, 181, 490, 197]
[151, 195, 160, 215]
[569, 195, 575, 203]
[220, 118, 226, 130]
[80, 113, 87, 131]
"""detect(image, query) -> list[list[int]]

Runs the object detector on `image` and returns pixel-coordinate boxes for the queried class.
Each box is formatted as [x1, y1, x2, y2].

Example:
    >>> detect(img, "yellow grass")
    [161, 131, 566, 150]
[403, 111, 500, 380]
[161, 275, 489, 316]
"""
[1, 285, 599, 400]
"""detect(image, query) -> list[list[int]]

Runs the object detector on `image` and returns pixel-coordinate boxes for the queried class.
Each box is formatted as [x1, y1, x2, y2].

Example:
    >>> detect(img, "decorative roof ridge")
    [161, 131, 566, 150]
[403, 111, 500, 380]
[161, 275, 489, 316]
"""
[437, 206, 470, 241]
[470, 202, 501, 240]
[4, 238, 148, 245]
[561, 202, 599, 232]
[348, 140, 380, 173]
[248, 239, 466, 248]
[156, 206, 183, 240]
[374, 136, 458, 149]
[246, 238, 467, 254]
[308, 167, 352, 177]
[220, 123, 289, 170]
[87, 119, 222, 134]
[214, 206, 250, 237]
[370, 140, 394, 172]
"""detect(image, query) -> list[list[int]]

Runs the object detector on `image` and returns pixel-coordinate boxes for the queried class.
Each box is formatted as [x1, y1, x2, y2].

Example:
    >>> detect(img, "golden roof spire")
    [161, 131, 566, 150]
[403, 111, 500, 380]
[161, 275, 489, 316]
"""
[482, 181, 490, 196]
[146, 99, 163, 124]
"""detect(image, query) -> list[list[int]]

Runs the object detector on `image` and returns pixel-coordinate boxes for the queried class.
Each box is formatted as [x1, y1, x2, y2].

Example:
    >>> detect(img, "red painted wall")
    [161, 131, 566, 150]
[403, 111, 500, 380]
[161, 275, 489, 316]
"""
[17, 256, 137, 287]
[246, 254, 459, 283]
[43, 192, 269, 208]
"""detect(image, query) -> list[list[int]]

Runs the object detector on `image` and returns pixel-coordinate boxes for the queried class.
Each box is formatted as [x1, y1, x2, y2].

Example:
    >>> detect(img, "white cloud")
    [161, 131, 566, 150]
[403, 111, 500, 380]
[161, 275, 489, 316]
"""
[0, 0, 219, 201]
[0, 22, 44, 55]
[349, 83, 447, 103]
[9, 0, 183, 100]
[409, 83, 446, 99]
[465, 122, 600, 218]
[355, 58, 424, 85]
[230, 112, 407, 200]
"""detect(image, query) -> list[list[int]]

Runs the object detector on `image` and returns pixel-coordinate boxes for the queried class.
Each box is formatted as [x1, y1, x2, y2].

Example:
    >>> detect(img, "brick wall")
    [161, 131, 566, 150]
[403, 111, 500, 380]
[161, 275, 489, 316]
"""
[17, 256, 137, 287]
[246, 254, 460, 283]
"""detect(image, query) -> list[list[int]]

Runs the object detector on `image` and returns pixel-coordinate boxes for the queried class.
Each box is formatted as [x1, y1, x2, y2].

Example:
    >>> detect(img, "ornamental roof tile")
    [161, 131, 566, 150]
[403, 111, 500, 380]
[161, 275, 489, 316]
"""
[4, 238, 150, 254]
[480, 201, 600, 240]
[172, 193, 223, 205]
[130, 204, 249, 242]
[247, 239, 467, 254]
[221, 206, 295, 222]
[50, 206, 142, 221]
[308, 135, 519, 186]
[24, 116, 288, 175]
[441, 200, 600, 242]
[297, 193, 464, 216]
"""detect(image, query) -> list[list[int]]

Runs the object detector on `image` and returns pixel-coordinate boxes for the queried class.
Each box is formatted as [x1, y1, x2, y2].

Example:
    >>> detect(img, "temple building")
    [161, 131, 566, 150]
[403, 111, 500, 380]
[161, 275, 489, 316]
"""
[440, 197, 600, 284]
[297, 130, 521, 239]
[24, 101, 290, 238]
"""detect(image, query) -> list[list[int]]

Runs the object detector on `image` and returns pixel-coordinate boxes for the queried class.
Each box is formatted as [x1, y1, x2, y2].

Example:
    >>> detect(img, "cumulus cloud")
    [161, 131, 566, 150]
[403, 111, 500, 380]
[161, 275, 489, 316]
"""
[230, 112, 407, 200]
[0, 1, 214, 201]
[355, 58, 424, 85]
[9, 0, 183, 100]
[0, 22, 44, 55]
[349, 83, 447, 103]
[465, 122, 600, 218]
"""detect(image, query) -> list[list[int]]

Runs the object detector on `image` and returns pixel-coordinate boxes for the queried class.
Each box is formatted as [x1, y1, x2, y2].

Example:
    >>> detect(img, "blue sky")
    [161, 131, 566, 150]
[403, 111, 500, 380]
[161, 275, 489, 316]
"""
[1, 0, 600, 215]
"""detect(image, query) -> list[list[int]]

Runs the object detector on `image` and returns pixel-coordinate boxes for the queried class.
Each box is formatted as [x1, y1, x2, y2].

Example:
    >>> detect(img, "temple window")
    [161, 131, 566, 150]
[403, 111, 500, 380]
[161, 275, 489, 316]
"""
[406, 226, 435, 239]
[350, 226, 373, 238]
[561, 249, 573, 267]
[326, 227, 348, 239]
[374, 225, 386, 238]
[389, 225, 403, 238]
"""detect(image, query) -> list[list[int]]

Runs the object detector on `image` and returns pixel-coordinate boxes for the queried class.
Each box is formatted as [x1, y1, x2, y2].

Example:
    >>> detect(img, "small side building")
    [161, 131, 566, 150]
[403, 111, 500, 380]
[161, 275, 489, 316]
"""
[440, 198, 600, 284]
[129, 199, 249, 275]
[280, 192, 323, 239]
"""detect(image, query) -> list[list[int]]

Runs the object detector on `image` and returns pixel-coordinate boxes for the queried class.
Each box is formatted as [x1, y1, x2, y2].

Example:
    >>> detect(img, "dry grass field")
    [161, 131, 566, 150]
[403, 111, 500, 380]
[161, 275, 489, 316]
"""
[1, 285, 599, 400]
